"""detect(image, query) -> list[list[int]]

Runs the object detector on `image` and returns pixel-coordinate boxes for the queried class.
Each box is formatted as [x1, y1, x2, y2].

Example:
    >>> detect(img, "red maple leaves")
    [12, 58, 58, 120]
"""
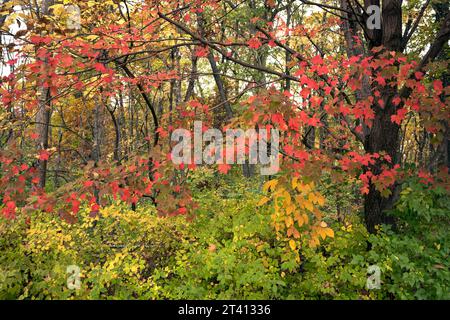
[38, 150, 50, 161]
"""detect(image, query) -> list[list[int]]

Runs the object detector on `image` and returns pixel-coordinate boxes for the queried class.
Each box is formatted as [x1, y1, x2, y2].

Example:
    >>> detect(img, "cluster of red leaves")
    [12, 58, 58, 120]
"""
[1, 1, 448, 222]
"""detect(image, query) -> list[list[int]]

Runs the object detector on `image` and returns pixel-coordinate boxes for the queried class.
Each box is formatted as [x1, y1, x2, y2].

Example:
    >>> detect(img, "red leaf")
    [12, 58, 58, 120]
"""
[375, 73, 386, 86]
[60, 55, 73, 68]
[247, 37, 262, 49]
[195, 46, 209, 57]
[6, 200, 16, 210]
[94, 63, 107, 73]
[71, 199, 80, 214]
[433, 80, 443, 94]
[391, 108, 407, 125]
[218, 164, 231, 174]
[414, 71, 423, 80]
[83, 180, 94, 187]
[392, 96, 401, 106]
[311, 55, 323, 65]
[39, 150, 50, 161]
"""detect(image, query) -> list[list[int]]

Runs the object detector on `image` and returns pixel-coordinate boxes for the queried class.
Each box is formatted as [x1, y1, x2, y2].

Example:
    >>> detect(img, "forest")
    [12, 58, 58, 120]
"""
[0, 0, 449, 300]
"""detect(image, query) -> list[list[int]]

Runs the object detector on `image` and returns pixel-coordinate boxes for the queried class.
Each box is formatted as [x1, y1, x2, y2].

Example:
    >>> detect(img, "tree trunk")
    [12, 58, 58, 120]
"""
[363, 0, 403, 233]
[433, 2, 450, 171]
[184, 49, 198, 102]
[197, 12, 233, 120]
[362, 1, 450, 232]
[36, 87, 51, 189]
[363, 112, 400, 232]
[92, 97, 103, 163]
[35, 0, 54, 189]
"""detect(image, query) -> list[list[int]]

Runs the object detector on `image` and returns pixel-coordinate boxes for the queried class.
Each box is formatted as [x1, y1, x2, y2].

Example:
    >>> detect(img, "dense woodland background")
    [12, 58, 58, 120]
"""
[0, 0, 449, 299]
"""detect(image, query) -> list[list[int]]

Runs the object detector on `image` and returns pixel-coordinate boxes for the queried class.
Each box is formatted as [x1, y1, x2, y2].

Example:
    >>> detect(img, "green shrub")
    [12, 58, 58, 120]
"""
[368, 179, 450, 299]
[0, 203, 188, 299]
[1, 176, 448, 300]
[153, 188, 293, 299]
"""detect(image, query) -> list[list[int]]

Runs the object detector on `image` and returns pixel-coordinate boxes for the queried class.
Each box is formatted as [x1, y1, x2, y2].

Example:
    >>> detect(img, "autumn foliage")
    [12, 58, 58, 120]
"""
[0, 0, 449, 300]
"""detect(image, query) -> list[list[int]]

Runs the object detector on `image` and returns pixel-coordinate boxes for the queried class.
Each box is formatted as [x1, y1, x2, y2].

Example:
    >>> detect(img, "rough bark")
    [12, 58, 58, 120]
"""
[35, 0, 54, 189]
[362, 0, 403, 233]
[363, 1, 450, 233]
[433, 3, 450, 171]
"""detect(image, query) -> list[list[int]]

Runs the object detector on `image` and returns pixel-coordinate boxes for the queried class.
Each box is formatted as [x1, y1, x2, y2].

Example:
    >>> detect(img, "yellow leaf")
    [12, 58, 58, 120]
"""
[309, 192, 325, 206]
[285, 204, 295, 215]
[282, 191, 292, 206]
[291, 177, 298, 189]
[287, 226, 294, 237]
[316, 193, 325, 206]
[303, 200, 314, 212]
[297, 182, 313, 193]
[318, 228, 327, 240]
[263, 179, 278, 192]
[130, 265, 138, 273]
[295, 212, 304, 226]
[285, 216, 293, 227]
[86, 35, 99, 41]
[289, 240, 296, 251]
[302, 213, 309, 225]
[308, 192, 317, 203]
[257, 196, 270, 206]
[309, 236, 320, 248]
[49, 4, 65, 15]
[324, 228, 334, 238]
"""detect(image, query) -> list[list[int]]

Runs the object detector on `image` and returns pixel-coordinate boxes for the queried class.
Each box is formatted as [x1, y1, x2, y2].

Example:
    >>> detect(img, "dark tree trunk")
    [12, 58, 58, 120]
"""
[363, 113, 400, 232]
[433, 3, 450, 171]
[36, 87, 51, 189]
[363, 0, 403, 233]
[362, 0, 449, 233]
